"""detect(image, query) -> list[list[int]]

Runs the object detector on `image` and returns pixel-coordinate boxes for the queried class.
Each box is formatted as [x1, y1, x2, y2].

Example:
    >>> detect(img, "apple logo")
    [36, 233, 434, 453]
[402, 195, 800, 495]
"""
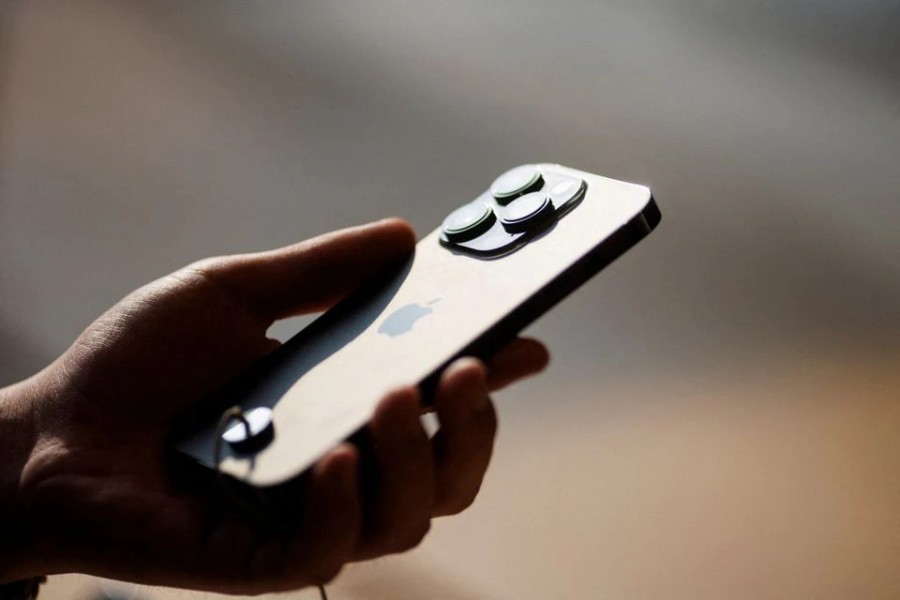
[378, 298, 440, 337]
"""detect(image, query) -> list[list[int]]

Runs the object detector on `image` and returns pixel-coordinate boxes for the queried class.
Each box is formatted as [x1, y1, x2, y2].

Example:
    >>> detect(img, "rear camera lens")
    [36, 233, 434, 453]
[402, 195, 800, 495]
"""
[490, 165, 543, 205]
[499, 192, 555, 233]
[548, 177, 582, 204]
[442, 202, 497, 242]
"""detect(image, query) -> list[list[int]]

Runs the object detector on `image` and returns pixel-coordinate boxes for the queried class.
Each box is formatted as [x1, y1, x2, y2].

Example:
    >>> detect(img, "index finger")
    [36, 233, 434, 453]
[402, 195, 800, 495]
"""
[484, 337, 550, 392]
[193, 218, 416, 322]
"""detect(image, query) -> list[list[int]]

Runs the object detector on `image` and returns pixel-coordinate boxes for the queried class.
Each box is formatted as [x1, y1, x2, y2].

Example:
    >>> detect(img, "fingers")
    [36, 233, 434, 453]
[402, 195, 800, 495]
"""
[431, 358, 497, 516]
[484, 337, 550, 392]
[353, 337, 545, 543]
[286, 444, 362, 584]
[353, 387, 434, 560]
[233, 340, 544, 585]
[274, 445, 361, 589]
[190, 218, 416, 322]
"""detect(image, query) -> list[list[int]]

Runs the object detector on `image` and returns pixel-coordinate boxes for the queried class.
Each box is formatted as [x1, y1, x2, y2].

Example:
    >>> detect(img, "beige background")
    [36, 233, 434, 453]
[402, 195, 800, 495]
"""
[2, 1, 898, 598]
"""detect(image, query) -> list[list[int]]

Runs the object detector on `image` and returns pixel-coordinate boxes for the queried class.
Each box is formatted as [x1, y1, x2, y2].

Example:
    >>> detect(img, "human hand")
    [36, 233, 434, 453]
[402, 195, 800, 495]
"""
[2, 219, 548, 593]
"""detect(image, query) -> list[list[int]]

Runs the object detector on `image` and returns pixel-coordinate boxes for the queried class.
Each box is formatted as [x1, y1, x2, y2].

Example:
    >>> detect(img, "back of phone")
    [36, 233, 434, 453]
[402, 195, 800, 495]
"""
[176, 164, 659, 486]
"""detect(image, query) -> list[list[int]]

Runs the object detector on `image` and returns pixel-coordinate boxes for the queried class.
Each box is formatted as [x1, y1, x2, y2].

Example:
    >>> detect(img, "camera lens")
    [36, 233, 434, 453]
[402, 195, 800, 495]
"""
[499, 192, 555, 234]
[490, 165, 543, 205]
[442, 202, 497, 242]
[548, 177, 582, 205]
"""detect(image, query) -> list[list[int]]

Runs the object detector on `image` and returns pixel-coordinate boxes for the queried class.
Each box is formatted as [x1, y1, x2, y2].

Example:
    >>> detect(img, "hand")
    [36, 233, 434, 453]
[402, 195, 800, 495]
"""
[2, 219, 548, 593]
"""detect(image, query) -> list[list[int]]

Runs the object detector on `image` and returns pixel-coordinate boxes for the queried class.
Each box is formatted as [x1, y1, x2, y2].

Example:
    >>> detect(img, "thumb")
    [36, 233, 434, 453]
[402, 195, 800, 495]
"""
[190, 218, 417, 323]
[52, 219, 416, 421]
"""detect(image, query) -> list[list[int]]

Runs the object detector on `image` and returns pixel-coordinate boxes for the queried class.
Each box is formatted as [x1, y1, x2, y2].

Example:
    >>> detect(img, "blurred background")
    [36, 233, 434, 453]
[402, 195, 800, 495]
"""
[1, 1, 898, 598]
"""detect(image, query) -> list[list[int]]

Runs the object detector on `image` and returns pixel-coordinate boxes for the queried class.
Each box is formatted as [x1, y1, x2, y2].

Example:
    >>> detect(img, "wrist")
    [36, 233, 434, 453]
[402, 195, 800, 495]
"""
[0, 379, 39, 583]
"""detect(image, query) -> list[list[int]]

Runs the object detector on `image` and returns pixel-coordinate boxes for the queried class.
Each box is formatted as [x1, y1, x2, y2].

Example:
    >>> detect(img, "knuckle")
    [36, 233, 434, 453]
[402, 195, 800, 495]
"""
[456, 417, 497, 457]
[180, 256, 233, 286]
[453, 491, 480, 513]
[439, 490, 479, 516]
[187, 255, 229, 273]
[394, 519, 431, 553]
[309, 557, 346, 587]
[305, 519, 359, 585]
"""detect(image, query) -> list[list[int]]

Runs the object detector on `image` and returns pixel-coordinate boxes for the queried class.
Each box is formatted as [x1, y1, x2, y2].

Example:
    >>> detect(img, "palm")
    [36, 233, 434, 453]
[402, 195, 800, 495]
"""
[19, 220, 549, 593]
[28, 280, 279, 590]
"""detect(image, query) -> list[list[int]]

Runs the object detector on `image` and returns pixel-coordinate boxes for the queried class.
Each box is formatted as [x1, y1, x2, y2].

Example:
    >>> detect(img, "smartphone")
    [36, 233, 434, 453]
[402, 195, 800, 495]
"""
[174, 164, 660, 487]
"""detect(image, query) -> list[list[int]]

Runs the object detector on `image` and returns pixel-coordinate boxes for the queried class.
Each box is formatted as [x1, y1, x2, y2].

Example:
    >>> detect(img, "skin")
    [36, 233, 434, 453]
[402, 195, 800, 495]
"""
[0, 219, 548, 593]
